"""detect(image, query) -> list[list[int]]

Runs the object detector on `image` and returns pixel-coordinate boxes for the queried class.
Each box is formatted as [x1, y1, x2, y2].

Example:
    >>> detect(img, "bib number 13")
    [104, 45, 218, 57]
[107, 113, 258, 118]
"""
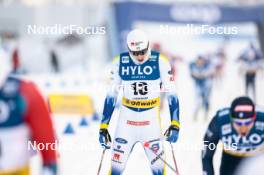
[132, 82, 148, 95]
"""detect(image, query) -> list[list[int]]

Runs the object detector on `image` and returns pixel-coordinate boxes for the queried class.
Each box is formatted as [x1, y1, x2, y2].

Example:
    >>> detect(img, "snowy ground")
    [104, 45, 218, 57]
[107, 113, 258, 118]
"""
[29, 23, 264, 175]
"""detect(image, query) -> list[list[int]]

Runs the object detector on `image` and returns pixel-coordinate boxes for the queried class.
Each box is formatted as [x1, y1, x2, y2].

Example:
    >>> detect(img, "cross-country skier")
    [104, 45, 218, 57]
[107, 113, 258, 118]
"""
[238, 43, 263, 101]
[98, 29, 180, 175]
[190, 55, 214, 120]
[211, 46, 227, 86]
[202, 96, 264, 175]
[0, 47, 57, 174]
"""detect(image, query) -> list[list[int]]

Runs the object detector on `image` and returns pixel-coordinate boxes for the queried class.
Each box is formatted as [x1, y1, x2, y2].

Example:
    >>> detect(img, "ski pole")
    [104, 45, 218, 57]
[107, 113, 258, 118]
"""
[170, 143, 180, 175]
[164, 126, 180, 175]
[97, 149, 106, 175]
[144, 142, 177, 173]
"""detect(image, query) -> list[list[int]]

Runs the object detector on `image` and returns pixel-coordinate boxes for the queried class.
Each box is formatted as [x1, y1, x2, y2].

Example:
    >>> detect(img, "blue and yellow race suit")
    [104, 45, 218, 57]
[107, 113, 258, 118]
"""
[100, 51, 180, 175]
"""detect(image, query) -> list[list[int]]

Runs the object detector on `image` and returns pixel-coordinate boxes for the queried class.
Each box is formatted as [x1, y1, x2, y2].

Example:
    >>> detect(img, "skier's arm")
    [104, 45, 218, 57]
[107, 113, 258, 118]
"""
[159, 54, 180, 129]
[100, 56, 121, 129]
[22, 81, 57, 168]
[202, 115, 220, 175]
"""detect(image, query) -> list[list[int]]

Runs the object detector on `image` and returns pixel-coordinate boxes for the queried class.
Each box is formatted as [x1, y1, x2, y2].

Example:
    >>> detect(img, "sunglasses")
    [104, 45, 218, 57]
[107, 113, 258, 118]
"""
[131, 48, 148, 56]
[233, 118, 254, 126]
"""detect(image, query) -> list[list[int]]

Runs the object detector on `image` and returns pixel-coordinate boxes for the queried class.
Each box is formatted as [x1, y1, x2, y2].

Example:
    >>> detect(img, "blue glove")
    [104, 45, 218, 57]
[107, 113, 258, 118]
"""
[43, 163, 57, 175]
[99, 129, 112, 149]
[164, 125, 179, 143]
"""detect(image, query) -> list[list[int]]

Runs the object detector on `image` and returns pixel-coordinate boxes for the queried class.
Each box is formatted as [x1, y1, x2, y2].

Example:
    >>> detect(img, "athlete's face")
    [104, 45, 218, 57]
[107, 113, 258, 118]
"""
[233, 118, 255, 136]
[130, 47, 149, 63]
[135, 54, 147, 62]
[197, 58, 205, 66]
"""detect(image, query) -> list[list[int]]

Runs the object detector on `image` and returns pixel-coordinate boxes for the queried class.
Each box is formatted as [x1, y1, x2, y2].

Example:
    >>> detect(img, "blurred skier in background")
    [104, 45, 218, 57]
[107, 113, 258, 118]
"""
[238, 43, 263, 102]
[202, 96, 264, 175]
[0, 47, 58, 175]
[152, 42, 183, 82]
[99, 30, 180, 175]
[190, 55, 214, 121]
[211, 46, 227, 86]
[152, 42, 183, 110]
